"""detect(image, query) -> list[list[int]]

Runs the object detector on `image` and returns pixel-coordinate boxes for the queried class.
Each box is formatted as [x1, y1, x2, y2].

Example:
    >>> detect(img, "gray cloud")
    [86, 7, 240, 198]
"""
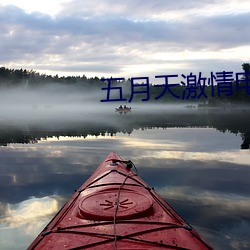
[59, 0, 218, 18]
[0, 1, 249, 76]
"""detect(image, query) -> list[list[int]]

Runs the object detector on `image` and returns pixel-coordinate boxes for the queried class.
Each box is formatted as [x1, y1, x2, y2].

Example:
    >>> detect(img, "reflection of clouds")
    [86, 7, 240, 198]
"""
[121, 139, 184, 150]
[4, 128, 245, 170]
[0, 129, 249, 250]
[0, 202, 7, 218]
[117, 127, 243, 152]
[157, 186, 250, 249]
[0, 196, 61, 250]
[5, 143, 101, 176]
[157, 186, 250, 216]
[153, 150, 250, 167]
[0, 196, 59, 230]
[118, 129, 189, 151]
[194, 223, 250, 250]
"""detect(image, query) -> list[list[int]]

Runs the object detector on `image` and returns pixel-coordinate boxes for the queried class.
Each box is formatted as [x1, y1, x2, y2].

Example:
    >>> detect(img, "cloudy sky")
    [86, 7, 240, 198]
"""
[0, 0, 250, 81]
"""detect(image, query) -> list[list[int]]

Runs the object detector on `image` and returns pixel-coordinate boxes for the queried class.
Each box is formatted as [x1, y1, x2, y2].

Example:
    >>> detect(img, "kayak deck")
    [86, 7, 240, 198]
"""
[28, 152, 213, 249]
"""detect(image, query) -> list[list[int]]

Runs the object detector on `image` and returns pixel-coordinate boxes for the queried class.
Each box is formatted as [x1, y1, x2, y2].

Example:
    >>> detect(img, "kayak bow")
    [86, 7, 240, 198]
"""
[28, 152, 213, 249]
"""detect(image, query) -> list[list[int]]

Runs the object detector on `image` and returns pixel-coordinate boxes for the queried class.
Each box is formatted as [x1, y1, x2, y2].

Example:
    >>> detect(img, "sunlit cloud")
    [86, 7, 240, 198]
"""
[153, 45, 250, 63]
[0, 0, 66, 16]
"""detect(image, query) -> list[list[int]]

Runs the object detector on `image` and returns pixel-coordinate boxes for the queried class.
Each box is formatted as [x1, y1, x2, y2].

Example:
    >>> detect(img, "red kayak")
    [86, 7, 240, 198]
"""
[28, 152, 213, 249]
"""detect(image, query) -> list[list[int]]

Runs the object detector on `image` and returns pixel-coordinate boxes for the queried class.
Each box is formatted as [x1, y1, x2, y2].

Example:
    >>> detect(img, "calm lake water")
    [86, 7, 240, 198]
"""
[0, 105, 250, 249]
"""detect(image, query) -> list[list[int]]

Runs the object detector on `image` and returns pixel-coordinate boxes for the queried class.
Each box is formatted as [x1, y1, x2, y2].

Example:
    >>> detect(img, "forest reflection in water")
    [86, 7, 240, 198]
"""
[0, 105, 250, 149]
[0, 107, 250, 249]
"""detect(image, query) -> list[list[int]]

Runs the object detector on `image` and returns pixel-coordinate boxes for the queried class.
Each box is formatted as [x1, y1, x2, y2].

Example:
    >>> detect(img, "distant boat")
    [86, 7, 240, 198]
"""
[115, 106, 132, 113]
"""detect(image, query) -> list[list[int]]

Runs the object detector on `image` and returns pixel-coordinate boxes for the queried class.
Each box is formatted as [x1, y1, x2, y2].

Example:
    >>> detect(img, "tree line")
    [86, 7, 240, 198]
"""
[0, 67, 105, 89]
[0, 64, 249, 104]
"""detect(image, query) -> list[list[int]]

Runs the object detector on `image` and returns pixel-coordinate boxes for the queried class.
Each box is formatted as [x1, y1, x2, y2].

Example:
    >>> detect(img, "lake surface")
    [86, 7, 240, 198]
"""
[0, 105, 250, 249]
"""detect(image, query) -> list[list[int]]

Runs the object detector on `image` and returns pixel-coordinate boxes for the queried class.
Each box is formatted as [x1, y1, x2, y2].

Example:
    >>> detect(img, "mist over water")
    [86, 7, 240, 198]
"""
[0, 85, 108, 122]
[1, 83, 247, 124]
[0, 84, 198, 128]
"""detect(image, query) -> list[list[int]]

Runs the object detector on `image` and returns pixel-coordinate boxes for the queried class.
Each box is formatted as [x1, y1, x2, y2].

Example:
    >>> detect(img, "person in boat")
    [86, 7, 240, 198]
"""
[119, 105, 123, 109]
[123, 105, 127, 109]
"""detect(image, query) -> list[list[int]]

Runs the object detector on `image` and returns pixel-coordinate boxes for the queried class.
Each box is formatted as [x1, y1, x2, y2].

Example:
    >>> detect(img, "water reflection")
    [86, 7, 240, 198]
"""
[0, 107, 250, 149]
[0, 196, 62, 250]
[1, 196, 59, 228]
[0, 110, 250, 249]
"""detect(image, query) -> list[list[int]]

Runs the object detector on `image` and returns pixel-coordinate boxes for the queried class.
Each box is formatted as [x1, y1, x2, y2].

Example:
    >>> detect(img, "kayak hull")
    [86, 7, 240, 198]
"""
[28, 152, 213, 249]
